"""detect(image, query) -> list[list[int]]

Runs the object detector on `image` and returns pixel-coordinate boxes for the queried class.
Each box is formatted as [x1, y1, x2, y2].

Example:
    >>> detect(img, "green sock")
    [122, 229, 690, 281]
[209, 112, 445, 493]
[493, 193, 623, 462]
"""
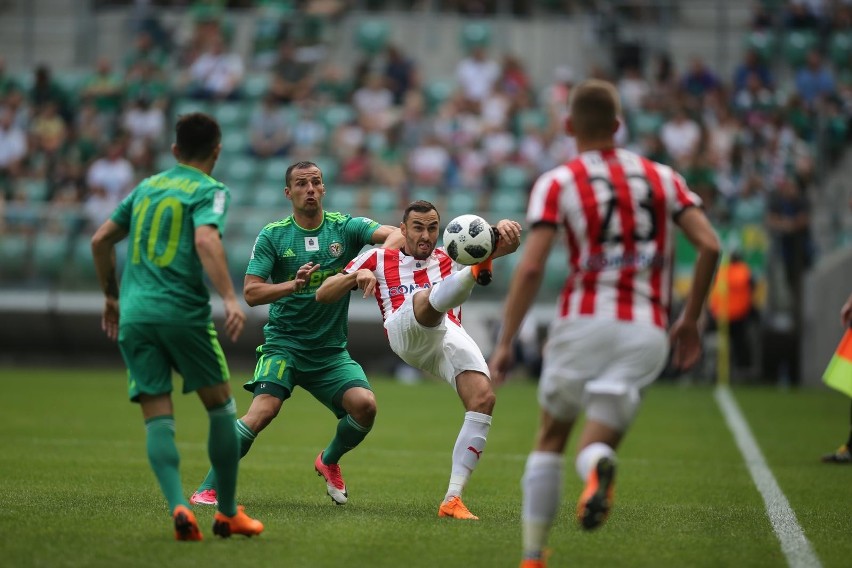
[145, 415, 186, 513]
[322, 415, 372, 464]
[207, 399, 239, 517]
[197, 418, 256, 494]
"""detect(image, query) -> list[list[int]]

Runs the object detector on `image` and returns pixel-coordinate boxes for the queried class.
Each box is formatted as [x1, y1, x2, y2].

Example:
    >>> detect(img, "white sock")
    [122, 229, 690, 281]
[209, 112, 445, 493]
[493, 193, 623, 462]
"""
[445, 411, 491, 501]
[575, 442, 616, 482]
[428, 267, 475, 313]
[522, 451, 564, 559]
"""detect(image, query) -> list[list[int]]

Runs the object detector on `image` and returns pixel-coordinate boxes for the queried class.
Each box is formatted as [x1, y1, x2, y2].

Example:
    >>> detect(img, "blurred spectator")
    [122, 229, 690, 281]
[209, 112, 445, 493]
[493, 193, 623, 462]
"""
[186, 33, 245, 100]
[269, 41, 314, 104]
[618, 66, 651, 112]
[408, 131, 450, 186]
[731, 174, 767, 227]
[80, 57, 125, 118]
[660, 106, 701, 166]
[708, 251, 757, 374]
[314, 63, 351, 104]
[455, 45, 500, 112]
[681, 56, 720, 100]
[733, 71, 777, 120]
[338, 144, 371, 185]
[784, 1, 819, 29]
[766, 175, 813, 301]
[0, 57, 22, 99]
[0, 108, 27, 199]
[248, 94, 291, 158]
[289, 101, 327, 158]
[85, 139, 134, 205]
[499, 53, 532, 109]
[651, 52, 676, 94]
[795, 50, 836, 109]
[371, 124, 407, 190]
[29, 65, 72, 124]
[733, 49, 773, 93]
[352, 72, 395, 132]
[123, 30, 169, 72]
[384, 44, 417, 106]
[122, 96, 166, 170]
[30, 102, 68, 159]
[83, 184, 116, 233]
[125, 60, 170, 111]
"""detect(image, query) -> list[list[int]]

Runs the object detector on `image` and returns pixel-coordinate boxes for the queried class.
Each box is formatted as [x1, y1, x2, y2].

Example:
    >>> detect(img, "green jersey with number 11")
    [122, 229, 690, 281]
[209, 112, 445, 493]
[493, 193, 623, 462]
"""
[111, 163, 231, 325]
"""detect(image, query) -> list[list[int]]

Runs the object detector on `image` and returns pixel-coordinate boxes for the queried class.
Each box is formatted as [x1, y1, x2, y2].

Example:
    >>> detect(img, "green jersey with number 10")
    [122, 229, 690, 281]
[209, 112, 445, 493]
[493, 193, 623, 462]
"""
[111, 163, 231, 325]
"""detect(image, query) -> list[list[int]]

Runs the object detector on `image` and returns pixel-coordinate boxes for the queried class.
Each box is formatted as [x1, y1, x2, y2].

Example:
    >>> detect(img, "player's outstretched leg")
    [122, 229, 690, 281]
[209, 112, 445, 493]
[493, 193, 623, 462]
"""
[212, 505, 264, 538]
[471, 227, 499, 286]
[173, 505, 203, 541]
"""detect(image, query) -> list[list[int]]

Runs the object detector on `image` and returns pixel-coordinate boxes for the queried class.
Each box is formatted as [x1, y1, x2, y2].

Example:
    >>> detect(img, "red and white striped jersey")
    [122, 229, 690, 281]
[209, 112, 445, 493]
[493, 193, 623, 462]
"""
[345, 247, 464, 326]
[527, 147, 701, 328]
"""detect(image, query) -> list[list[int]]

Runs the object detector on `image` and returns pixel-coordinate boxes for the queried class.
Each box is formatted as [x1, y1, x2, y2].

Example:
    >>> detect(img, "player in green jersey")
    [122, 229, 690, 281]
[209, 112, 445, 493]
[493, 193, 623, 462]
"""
[91, 113, 263, 540]
[190, 160, 401, 506]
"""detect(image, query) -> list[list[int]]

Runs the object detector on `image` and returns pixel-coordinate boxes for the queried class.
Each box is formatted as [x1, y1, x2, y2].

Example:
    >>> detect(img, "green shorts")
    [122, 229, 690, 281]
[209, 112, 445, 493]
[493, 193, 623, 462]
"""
[243, 345, 370, 419]
[118, 322, 230, 403]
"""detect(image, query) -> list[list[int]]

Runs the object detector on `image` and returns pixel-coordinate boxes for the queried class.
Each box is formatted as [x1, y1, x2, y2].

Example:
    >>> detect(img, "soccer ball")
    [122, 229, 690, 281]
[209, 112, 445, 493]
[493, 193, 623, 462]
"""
[443, 214, 495, 265]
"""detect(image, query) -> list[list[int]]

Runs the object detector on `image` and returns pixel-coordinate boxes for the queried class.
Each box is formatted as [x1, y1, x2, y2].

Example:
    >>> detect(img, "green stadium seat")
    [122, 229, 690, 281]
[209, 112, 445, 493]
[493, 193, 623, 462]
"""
[220, 127, 250, 156]
[782, 30, 817, 68]
[312, 156, 339, 185]
[156, 151, 176, 171]
[224, 237, 255, 282]
[0, 233, 31, 280]
[829, 31, 852, 70]
[259, 157, 290, 185]
[318, 104, 355, 131]
[410, 185, 442, 207]
[743, 30, 776, 63]
[225, 181, 256, 208]
[173, 98, 211, 119]
[70, 235, 98, 285]
[242, 73, 270, 100]
[20, 178, 49, 202]
[211, 101, 250, 130]
[446, 191, 480, 219]
[32, 232, 70, 282]
[461, 21, 491, 50]
[253, 185, 286, 209]
[496, 165, 529, 192]
[543, 247, 569, 291]
[368, 187, 401, 215]
[325, 184, 359, 213]
[515, 109, 547, 134]
[424, 80, 455, 113]
[489, 189, 527, 216]
[356, 20, 390, 55]
[221, 156, 259, 187]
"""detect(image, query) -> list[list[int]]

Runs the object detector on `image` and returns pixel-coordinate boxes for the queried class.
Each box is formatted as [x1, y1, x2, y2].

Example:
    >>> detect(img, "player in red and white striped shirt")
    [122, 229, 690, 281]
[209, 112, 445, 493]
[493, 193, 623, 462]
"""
[489, 80, 720, 568]
[317, 200, 522, 520]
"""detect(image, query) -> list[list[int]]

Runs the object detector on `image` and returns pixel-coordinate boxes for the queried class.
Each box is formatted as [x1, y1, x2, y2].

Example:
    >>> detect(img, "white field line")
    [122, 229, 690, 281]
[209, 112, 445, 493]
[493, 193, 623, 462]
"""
[714, 386, 822, 568]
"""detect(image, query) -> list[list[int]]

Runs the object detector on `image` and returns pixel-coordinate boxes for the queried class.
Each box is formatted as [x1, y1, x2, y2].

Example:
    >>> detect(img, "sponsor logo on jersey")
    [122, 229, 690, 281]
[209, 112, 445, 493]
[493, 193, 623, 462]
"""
[305, 236, 319, 251]
[388, 282, 434, 296]
[328, 242, 343, 257]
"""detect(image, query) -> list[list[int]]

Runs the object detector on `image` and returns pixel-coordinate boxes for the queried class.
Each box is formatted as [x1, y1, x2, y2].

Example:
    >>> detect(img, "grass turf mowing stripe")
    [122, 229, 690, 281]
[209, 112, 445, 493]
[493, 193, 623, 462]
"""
[715, 386, 822, 568]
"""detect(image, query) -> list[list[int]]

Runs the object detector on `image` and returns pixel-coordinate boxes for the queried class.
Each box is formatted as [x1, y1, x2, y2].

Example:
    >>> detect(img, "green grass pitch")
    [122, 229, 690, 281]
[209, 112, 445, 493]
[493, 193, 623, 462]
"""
[1, 368, 851, 567]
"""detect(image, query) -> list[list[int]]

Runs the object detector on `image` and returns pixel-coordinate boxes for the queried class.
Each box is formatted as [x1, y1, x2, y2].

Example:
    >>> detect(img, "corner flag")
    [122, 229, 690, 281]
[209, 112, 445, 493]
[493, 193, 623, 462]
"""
[823, 328, 852, 398]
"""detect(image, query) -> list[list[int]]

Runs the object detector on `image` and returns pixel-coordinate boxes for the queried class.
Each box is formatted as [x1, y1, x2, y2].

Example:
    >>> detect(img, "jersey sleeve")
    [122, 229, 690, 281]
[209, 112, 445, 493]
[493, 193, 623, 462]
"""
[246, 230, 276, 279]
[527, 170, 563, 226]
[668, 172, 702, 219]
[345, 215, 381, 248]
[109, 187, 136, 229]
[344, 247, 379, 273]
[192, 183, 231, 233]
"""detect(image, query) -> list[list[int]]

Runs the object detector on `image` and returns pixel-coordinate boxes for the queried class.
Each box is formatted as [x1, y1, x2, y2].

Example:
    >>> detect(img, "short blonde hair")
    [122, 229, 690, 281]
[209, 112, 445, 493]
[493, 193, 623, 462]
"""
[569, 79, 621, 140]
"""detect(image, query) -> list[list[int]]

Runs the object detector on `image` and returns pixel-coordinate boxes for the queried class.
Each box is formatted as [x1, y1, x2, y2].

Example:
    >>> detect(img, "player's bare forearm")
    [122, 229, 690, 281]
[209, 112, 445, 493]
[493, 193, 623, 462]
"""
[91, 220, 128, 299]
[316, 272, 358, 303]
[375, 225, 404, 248]
[243, 278, 297, 306]
[195, 226, 239, 303]
[676, 208, 721, 322]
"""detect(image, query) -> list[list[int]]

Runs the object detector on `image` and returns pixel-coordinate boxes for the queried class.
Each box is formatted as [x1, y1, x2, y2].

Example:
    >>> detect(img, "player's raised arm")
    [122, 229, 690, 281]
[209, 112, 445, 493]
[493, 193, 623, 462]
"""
[316, 269, 377, 303]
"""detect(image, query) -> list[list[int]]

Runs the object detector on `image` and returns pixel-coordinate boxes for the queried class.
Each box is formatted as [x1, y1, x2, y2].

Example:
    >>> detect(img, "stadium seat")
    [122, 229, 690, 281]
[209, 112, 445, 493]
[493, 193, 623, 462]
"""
[743, 30, 776, 63]
[318, 104, 355, 131]
[424, 80, 455, 112]
[0, 233, 31, 281]
[409, 185, 442, 208]
[312, 156, 339, 185]
[156, 151, 176, 171]
[253, 185, 285, 209]
[489, 189, 527, 216]
[20, 178, 49, 202]
[224, 237, 255, 281]
[356, 20, 390, 55]
[70, 235, 98, 285]
[173, 98, 211, 119]
[220, 127, 250, 157]
[829, 31, 852, 71]
[32, 232, 70, 282]
[543, 247, 569, 291]
[226, 181, 256, 208]
[368, 187, 401, 215]
[324, 184, 359, 213]
[251, 2, 294, 68]
[211, 101, 250, 130]
[496, 165, 530, 192]
[242, 73, 270, 100]
[782, 30, 817, 68]
[460, 21, 491, 50]
[446, 191, 480, 219]
[259, 157, 290, 185]
[221, 156, 259, 187]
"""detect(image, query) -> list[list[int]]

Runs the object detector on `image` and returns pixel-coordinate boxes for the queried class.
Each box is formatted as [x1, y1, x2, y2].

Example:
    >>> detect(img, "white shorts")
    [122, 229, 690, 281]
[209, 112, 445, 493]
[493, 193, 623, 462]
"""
[384, 295, 490, 389]
[539, 317, 669, 430]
